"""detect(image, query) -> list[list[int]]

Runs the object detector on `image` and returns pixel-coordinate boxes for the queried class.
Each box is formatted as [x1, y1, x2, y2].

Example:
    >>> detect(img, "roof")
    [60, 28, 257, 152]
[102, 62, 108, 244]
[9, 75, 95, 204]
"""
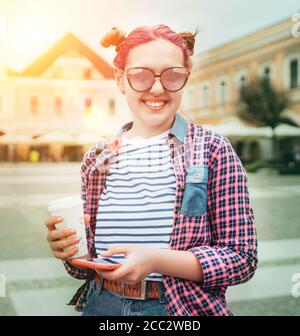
[13, 32, 114, 78]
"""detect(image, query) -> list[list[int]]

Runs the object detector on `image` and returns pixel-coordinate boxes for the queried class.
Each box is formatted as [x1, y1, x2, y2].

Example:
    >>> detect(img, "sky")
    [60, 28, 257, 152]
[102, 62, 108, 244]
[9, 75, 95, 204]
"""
[0, 0, 299, 72]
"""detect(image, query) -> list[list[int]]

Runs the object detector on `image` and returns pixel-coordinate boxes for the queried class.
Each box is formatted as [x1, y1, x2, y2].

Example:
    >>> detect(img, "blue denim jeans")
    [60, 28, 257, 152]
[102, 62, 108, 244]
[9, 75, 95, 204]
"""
[81, 277, 168, 316]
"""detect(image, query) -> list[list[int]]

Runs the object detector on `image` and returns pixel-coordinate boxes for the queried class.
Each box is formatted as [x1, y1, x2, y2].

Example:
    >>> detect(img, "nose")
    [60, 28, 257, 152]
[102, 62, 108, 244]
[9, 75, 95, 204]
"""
[149, 77, 165, 95]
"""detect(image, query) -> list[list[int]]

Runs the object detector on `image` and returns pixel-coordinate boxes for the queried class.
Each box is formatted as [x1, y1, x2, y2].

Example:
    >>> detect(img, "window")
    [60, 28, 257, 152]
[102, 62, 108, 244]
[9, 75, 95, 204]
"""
[30, 96, 38, 115]
[240, 76, 246, 85]
[109, 98, 115, 115]
[263, 66, 271, 84]
[84, 68, 92, 79]
[84, 97, 92, 115]
[220, 81, 226, 103]
[290, 59, 298, 89]
[259, 61, 275, 85]
[284, 52, 300, 89]
[216, 76, 228, 105]
[55, 97, 62, 116]
[202, 86, 208, 108]
[200, 81, 210, 109]
[264, 66, 270, 77]
[235, 69, 248, 96]
[182, 86, 195, 111]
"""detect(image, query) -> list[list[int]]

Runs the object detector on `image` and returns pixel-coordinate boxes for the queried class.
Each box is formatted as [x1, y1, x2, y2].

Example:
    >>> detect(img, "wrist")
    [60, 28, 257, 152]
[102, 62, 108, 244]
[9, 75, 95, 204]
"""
[151, 248, 165, 274]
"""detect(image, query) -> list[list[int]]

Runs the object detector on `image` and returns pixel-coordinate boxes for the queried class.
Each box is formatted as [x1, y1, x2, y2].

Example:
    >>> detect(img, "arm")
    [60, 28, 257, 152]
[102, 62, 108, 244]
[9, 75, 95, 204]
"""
[153, 248, 203, 282]
[186, 138, 258, 290]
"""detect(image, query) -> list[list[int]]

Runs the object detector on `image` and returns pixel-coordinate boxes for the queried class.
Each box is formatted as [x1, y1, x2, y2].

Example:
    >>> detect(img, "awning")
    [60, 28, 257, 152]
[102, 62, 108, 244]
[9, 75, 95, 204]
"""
[0, 134, 32, 144]
[34, 132, 77, 144]
[203, 118, 272, 137]
[274, 124, 300, 136]
[202, 118, 300, 137]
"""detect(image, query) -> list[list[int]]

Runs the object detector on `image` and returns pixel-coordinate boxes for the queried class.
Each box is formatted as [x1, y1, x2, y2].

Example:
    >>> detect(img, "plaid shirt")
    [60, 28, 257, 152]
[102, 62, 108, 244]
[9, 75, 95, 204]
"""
[62, 112, 257, 316]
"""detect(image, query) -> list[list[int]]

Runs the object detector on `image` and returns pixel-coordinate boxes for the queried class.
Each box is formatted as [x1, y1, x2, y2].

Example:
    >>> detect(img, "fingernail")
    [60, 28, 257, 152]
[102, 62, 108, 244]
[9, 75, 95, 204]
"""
[57, 217, 63, 222]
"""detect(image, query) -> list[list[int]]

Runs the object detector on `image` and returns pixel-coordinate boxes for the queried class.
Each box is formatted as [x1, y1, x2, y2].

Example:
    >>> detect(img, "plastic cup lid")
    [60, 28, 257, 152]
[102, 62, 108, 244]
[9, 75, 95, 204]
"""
[48, 195, 83, 212]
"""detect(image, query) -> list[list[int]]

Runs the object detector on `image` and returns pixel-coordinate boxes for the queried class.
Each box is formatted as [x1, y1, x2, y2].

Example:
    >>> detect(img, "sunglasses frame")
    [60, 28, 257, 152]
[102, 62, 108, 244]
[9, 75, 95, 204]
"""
[118, 66, 190, 92]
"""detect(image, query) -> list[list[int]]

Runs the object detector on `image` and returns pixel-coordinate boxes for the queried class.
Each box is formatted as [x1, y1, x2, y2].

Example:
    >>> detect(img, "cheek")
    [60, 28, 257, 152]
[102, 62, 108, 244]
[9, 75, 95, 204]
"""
[169, 93, 182, 106]
[124, 85, 140, 101]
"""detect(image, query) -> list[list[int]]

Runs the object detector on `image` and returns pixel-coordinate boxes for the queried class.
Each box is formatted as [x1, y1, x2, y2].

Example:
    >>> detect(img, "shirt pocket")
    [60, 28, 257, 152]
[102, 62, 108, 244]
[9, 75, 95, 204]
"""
[180, 164, 208, 217]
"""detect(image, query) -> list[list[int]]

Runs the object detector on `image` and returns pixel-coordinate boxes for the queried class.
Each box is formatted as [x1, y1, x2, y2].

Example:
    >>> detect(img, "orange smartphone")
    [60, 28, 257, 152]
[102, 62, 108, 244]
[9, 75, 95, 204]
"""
[70, 257, 122, 271]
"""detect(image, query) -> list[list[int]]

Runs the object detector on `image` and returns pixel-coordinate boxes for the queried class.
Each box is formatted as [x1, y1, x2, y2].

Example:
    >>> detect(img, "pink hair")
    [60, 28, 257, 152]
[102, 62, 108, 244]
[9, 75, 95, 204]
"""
[113, 24, 193, 71]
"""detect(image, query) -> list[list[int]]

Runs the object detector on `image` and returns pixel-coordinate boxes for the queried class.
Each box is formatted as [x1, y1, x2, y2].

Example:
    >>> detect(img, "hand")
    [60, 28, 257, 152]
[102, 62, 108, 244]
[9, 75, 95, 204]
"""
[95, 245, 158, 285]
[45, 214, 91, 260]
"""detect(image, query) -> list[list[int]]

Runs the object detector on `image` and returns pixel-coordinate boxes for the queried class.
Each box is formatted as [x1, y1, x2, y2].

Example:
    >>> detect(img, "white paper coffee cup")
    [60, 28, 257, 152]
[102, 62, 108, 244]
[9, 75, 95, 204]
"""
[48, 195, 88, 259]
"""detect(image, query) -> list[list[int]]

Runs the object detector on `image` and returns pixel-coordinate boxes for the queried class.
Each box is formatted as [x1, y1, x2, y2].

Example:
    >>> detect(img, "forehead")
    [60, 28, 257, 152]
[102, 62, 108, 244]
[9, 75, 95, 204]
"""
[126, 39, 184, 70]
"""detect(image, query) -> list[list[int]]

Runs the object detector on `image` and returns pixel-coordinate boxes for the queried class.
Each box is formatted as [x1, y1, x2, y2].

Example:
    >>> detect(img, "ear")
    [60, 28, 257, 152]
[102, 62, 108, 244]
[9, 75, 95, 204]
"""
[114, 68, 126, 95]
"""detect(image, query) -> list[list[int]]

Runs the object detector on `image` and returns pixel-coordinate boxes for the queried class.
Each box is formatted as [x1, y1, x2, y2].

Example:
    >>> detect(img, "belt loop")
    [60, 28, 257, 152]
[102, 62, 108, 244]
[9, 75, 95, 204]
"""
[140, 280, 147, 300]
[120, 281, 125, 296]
[158, 282, 166, 304]
[98, 276, 104, 294]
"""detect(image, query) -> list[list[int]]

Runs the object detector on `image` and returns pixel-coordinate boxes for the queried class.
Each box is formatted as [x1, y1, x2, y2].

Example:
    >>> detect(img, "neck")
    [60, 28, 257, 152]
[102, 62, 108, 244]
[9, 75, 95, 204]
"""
[127, 117, 174, 139]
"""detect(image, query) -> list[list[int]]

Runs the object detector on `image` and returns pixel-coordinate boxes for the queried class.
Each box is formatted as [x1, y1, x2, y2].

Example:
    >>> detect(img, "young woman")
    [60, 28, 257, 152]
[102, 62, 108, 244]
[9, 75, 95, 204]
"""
[45, 24, 257, 316]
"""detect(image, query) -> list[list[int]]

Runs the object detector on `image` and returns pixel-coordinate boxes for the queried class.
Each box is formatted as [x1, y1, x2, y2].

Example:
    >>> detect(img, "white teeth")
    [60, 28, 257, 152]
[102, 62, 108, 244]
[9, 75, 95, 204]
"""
[144, 101, 166, 107]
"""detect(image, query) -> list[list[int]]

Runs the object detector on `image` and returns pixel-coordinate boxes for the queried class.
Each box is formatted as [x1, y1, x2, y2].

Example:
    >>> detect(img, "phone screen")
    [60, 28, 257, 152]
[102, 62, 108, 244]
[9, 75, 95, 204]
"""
[85, 257, 122, 265]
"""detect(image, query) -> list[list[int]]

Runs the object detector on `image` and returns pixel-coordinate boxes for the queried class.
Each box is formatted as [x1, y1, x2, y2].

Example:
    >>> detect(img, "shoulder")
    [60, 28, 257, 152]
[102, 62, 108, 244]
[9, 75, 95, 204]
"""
[80, 136, 119, 177]
[188, 122, 246, 180]
[80, 138, 107, 177]
[187, 120, 233, 163]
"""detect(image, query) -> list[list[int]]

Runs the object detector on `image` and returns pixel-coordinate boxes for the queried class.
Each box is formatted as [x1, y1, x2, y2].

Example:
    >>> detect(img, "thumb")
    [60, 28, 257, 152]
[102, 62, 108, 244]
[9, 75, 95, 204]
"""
[100, 245, 128, 257]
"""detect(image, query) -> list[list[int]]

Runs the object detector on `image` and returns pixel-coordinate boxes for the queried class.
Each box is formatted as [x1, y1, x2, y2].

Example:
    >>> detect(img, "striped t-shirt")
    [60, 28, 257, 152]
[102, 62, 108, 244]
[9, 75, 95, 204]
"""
[95, 128, 176, 281]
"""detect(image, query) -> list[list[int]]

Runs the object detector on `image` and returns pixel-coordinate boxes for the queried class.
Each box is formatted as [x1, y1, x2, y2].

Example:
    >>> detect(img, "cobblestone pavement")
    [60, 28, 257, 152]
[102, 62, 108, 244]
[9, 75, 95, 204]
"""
[0, 163, 299, 316]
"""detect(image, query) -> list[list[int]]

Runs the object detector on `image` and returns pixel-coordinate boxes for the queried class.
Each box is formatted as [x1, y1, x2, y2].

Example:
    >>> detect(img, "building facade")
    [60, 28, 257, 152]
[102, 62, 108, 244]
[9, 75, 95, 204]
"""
[0, 33, 132, 162]
[182, 17, 300, 162]
[1, 18, 300, 163]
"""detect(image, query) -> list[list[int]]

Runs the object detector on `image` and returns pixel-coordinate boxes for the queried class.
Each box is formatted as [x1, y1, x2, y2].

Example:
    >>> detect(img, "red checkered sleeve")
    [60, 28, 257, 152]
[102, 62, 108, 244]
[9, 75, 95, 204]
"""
[62, 147, 97, 280]
[188, 137, 258, 289]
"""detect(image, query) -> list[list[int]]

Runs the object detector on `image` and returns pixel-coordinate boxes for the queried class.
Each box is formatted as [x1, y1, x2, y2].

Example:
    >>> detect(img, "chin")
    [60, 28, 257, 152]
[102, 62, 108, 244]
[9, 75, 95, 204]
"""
[143, 111, 174, 126]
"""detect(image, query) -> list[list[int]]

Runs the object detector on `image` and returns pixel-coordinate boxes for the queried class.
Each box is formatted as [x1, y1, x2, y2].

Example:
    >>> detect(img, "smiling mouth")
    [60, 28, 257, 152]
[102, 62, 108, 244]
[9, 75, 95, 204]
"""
[142, 100, 169, 111]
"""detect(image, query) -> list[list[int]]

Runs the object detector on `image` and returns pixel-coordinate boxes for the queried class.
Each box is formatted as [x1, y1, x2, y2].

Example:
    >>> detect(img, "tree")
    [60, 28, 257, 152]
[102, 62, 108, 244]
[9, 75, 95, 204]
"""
[237, 77, 298, 161]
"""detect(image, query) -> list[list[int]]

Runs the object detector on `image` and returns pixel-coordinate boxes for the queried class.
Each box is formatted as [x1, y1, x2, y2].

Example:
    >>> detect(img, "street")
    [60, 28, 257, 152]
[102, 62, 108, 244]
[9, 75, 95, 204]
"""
[0, 163, 300, 316]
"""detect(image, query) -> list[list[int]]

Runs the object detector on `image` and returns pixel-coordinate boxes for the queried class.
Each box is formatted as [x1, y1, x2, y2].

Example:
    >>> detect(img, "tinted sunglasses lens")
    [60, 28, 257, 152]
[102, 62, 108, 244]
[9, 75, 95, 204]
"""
[127, 68, 154, 91]
[161, 68, 188, 91]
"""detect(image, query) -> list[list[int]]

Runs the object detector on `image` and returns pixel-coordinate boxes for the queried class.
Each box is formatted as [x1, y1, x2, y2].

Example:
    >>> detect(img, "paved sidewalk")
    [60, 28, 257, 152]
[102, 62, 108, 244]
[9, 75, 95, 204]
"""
[1, 238, 299, 315]
[0, 163, 299, 315]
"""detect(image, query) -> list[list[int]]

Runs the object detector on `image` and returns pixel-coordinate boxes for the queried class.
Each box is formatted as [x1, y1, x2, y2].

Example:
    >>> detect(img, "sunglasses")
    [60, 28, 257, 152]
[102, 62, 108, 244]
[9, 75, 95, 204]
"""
[119, 67, 190, 92]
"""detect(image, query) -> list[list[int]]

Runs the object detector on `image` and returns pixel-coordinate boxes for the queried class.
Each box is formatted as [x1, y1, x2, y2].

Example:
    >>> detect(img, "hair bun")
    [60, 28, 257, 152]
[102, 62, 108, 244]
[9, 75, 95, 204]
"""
[178, 27, 200, 56]
[100, 27, 126, 51]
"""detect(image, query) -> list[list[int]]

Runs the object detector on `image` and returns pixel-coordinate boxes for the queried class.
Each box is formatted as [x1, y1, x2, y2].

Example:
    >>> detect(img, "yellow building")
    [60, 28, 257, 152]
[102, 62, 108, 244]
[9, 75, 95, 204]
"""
[183, 17, 300, 162]
[0, 33, 132, 162]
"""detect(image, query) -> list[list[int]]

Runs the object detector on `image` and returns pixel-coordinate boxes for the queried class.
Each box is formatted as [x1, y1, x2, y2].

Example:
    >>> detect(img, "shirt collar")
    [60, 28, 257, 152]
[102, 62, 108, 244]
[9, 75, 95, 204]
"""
[115, 111, 188, 144]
